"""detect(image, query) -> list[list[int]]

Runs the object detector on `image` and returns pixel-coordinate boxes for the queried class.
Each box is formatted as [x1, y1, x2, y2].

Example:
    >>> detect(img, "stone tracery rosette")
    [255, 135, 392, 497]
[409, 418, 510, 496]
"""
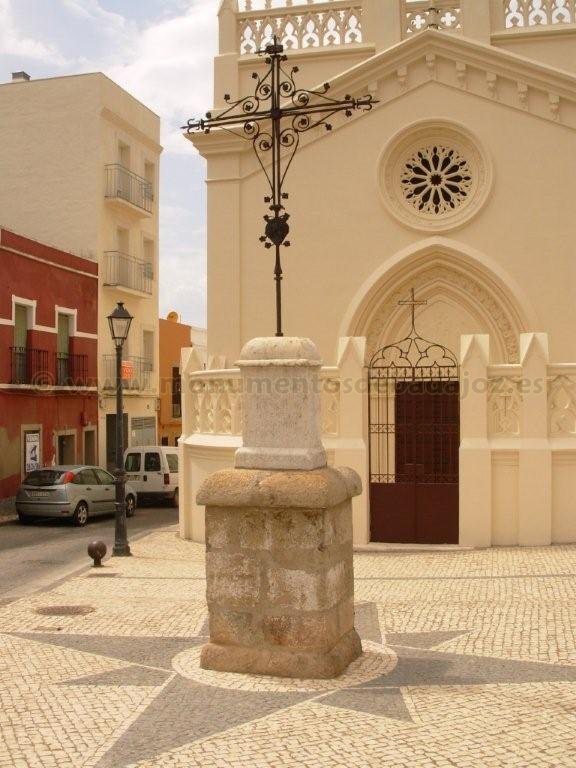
[379, 121, 492, 232]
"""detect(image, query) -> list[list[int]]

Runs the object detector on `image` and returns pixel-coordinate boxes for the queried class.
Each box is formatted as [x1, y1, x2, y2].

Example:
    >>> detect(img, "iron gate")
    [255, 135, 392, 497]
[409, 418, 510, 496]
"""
[368, 294, 460, 544]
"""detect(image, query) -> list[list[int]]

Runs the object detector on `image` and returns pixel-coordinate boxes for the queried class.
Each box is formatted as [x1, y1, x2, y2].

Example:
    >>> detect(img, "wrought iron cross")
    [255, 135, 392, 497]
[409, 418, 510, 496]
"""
[183, 38, 376, 337]
[398, 288, 427, 332]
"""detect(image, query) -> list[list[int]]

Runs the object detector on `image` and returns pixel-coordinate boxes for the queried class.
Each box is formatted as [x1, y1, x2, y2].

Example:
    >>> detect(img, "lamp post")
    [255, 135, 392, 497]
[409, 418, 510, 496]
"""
[107, 301, 133, 557]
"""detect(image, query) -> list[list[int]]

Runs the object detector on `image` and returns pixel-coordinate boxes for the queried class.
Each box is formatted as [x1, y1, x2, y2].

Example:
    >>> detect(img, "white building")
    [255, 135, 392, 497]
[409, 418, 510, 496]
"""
[0, 71, 162, 467]
[181, 0, 576, 548]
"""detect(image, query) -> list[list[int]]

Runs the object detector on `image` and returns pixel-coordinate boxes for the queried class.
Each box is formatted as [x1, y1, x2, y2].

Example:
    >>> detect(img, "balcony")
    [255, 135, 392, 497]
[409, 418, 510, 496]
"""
[104, 164, 154, 216]
[104, 251, 154, 295]
[55, 353, 89, 386]
[9, 348, 89, 387]
[102, 355, 153, 392]
[10, 347, 49, 385]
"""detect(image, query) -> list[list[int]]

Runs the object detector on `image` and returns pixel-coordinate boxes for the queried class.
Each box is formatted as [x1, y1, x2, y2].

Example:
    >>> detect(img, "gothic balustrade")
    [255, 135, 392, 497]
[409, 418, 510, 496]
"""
[238, 0, 363, 54]
[184, 367, 341, 437]
[402, 0, 462, 37]
[504, 0, 576, 28]
[234, 0, 576, 53]
[486, 364, 576, 438]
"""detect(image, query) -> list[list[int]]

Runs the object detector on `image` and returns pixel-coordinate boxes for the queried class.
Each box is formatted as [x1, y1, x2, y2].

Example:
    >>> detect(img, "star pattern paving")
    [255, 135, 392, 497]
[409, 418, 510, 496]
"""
[9, 600, 576, 768]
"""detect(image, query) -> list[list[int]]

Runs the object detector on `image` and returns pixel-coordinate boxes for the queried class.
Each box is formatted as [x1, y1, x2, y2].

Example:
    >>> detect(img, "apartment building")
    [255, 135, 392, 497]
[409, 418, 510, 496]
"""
[0, 227, 98, 500]
[0, 71, 161, 468]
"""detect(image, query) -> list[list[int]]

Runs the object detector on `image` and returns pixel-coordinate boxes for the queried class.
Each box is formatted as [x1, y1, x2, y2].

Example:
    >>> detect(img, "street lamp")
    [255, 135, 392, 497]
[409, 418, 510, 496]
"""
[107, 301, 133, 557]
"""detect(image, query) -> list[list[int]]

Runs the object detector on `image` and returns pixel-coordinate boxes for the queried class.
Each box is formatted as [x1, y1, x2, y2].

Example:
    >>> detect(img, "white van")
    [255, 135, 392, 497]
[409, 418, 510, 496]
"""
[123, 446, 179, 507]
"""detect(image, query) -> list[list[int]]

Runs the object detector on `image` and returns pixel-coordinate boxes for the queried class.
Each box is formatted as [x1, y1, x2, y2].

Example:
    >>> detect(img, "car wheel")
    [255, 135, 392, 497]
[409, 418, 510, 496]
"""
[72, 501, 89, 527]
[172, 488, 179, 509]
[17, 512, 31, 525]
[125, 495, 136, 518]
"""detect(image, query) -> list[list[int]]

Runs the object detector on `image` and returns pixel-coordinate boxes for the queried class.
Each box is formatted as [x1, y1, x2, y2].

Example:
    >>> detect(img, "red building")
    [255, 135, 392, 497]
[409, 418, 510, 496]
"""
[0, 228, 98, 501]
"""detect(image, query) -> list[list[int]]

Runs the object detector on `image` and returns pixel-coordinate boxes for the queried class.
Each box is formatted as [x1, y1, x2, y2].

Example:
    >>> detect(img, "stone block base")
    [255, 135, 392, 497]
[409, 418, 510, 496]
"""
[201, 628, 362, 679]
[197, 467, 363, 680]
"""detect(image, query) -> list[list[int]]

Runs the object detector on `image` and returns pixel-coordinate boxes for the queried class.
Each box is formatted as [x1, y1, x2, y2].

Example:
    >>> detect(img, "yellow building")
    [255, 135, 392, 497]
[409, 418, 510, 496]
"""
[0, 71, 162, 468]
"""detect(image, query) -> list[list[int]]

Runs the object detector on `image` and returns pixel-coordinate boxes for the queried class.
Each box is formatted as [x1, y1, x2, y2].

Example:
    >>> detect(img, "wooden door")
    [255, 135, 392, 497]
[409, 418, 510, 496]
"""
[370, 381, 459, 544]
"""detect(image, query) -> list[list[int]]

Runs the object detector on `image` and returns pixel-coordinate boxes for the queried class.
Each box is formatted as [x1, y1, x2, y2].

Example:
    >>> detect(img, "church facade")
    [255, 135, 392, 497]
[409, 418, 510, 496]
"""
[180, 0, 576, 547]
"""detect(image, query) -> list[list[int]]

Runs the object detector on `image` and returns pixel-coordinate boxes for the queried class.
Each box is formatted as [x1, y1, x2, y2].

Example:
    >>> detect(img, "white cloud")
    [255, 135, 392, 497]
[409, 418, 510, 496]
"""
[61, 0, 127, 25]
[105, 0, 217, 154]
[0, 0, 68, 64]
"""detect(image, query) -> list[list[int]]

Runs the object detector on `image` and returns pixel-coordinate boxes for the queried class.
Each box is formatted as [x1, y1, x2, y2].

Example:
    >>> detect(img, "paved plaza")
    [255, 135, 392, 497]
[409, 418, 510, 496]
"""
[2, 527, 576, 767]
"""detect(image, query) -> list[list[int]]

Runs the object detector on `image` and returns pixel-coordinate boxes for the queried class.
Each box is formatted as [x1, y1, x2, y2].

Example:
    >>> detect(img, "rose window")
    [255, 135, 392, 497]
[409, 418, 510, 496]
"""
[401, 146, 472, 215]
[379, 122, 491, 232]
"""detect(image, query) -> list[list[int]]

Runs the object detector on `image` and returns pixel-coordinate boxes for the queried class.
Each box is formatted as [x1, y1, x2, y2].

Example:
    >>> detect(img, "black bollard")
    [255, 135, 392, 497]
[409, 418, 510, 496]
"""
[88, 540, 107, 568]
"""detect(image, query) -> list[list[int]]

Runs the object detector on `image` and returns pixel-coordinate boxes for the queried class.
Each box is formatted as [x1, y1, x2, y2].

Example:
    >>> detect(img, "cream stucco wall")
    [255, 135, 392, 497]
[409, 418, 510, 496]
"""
[198, 43, 576, 365]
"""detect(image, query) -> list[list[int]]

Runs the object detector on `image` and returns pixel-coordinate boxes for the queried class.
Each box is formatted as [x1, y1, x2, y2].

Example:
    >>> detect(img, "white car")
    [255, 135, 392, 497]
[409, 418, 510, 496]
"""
[123, 446, 179, 507]
[15, 465, 137, 526]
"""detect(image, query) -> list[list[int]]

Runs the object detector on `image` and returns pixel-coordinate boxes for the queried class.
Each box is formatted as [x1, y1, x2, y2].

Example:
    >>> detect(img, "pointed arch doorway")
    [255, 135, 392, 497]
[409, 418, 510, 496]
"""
[368, 289, 460, 544]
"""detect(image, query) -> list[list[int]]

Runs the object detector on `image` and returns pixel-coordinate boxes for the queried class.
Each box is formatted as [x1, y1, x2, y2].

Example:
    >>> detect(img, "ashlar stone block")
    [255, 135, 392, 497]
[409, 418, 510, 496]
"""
[197, 466, 362, 679]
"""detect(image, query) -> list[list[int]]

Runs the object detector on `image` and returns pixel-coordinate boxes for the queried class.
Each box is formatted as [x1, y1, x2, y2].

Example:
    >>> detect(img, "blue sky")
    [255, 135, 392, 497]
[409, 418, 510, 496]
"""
[0, 0, 217, 327]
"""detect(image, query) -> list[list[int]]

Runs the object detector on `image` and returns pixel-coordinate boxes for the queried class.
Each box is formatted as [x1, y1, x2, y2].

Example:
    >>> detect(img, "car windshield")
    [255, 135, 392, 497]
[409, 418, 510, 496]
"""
[23, 469, 68, 487]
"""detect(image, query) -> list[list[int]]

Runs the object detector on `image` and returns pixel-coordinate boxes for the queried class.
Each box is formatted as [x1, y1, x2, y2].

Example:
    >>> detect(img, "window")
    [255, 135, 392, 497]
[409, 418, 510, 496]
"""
[57, 433, 76, 464]
[117, 226, 130, 254]
[144, 161, 155, 185]
[144, 161, 155, 203]
[56, 314, 71, 385]
[74, 469, 98, 485]
[143, 330, 154, 372]
[166, 453, 178, 472]
[143, 238, 154, 278]
[95, 468, 115, 484]
[172, 366, 181, 418]
[118, 141, 130, 169]
[144, 452, 161, 472]
[13, 305, 28, 384]
[24, 469, 62, 487]
[14, 304, 28, 349]
[125, 452, 141, 472]
[131, 416, 156, 446]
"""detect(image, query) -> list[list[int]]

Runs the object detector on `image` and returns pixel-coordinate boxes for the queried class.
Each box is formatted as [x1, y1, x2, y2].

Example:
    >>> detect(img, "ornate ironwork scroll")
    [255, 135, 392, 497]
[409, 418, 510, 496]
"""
[183, 37, 376, 336]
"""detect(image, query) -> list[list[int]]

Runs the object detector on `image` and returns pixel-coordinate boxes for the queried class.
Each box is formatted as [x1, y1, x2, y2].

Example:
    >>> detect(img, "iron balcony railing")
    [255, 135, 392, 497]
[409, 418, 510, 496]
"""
[55, 353, 89, 386]
[104, 164, 154, 214]
[104, 251, 154, 295]
[10, 347, 49, 385]
[102, 355, 153, 391]
[10, 348, 90, 386]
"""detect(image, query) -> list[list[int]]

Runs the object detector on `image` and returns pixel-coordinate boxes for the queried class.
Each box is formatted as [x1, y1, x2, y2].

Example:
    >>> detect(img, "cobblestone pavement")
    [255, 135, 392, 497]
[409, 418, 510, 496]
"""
[2, 527, 576, 767]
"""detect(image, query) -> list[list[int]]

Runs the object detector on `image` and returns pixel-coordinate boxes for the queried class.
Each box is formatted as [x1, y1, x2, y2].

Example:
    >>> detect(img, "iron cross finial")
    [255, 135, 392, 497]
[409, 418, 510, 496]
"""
[398, 288, 427, 332]
[183, 40, 377, 337]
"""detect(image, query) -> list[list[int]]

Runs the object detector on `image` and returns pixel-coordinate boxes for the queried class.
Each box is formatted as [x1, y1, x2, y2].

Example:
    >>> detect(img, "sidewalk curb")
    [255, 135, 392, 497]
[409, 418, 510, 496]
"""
[5, 523, 179, 601]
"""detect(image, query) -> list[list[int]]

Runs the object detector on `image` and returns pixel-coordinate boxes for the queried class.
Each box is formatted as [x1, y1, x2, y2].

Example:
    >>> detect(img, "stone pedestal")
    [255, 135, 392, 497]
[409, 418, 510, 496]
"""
[196, 337, 363, 679]
[197, 466, 362, 679]
[234, 337, 326, 471]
